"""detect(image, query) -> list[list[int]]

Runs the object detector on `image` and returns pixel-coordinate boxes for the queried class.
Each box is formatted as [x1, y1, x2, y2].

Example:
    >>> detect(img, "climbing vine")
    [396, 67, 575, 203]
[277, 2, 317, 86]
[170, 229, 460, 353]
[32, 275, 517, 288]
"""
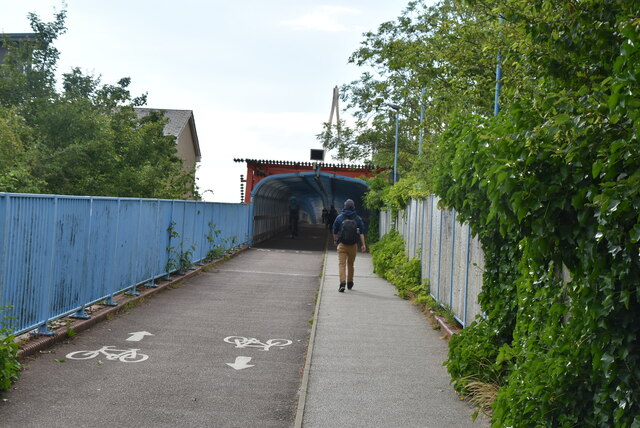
[433, 3, 640, 426]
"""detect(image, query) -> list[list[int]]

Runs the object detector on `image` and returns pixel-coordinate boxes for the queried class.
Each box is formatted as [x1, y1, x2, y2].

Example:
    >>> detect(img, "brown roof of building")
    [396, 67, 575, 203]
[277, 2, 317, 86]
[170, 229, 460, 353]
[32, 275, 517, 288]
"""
[134, 108, 201, 161]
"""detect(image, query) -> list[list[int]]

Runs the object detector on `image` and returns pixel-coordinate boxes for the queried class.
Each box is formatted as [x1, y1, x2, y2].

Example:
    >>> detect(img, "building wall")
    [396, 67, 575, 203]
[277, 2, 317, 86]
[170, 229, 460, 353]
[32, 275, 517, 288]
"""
[176, 129, 197, 172]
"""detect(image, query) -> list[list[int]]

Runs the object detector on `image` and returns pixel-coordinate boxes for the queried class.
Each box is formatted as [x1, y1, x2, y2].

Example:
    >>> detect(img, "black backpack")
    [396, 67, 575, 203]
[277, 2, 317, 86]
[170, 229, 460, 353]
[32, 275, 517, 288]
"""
[339, 218, 359, 245]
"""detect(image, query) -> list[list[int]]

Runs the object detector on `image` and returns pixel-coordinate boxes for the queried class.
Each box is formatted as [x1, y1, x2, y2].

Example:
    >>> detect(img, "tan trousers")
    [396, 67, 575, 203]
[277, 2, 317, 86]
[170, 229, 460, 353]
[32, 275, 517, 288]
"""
[337, 243, 357, 283]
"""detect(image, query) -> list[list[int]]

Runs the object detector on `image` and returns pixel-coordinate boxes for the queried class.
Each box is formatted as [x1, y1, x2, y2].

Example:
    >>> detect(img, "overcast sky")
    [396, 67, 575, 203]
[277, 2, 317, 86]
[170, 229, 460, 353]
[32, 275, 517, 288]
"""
[1, 0, 416, 202]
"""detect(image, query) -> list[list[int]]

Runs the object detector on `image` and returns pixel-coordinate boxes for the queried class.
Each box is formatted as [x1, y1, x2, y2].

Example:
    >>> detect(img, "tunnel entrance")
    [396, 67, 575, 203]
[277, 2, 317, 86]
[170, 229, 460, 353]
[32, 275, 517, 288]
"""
[253, 223, 329, 252]
[248, 170, 372, 246]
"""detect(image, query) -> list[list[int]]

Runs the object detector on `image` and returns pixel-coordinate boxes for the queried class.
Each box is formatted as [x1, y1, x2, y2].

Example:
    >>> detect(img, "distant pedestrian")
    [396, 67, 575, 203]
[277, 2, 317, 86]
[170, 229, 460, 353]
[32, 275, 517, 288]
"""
[328, 205, 338, 228]
[321, 208, 329, 228]
[332, 199, 366, 292]
[289, 197, 299, 238]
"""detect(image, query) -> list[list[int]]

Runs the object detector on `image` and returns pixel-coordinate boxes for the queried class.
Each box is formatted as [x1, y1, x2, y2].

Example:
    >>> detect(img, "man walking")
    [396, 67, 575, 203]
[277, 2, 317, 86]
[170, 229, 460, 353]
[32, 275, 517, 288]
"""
[332, 199, 366, 292]
[289, 196, 299, 238]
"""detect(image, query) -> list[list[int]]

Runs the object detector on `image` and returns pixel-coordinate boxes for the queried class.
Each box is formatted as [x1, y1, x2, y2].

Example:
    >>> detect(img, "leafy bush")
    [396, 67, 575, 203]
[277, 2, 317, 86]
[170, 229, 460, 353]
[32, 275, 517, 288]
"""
[371, 230, 422, 299]
[0, 307, 20, 391]
[364, 212, 380, 246]
[371, 230, 405, 277]
[433, 3, 640, 425]
[388, 257, 422, 299]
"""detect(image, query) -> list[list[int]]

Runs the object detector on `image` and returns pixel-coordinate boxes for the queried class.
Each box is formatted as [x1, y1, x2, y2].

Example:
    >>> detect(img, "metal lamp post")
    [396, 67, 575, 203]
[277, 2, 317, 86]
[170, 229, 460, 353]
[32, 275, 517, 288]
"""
[419, 88, 425, 157]
[388, 103, 401, 184]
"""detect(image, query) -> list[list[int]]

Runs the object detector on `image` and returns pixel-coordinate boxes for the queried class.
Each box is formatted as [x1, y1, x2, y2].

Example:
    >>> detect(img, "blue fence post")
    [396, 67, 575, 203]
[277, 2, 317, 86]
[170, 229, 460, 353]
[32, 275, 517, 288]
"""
[178, 201, 187, 274]
[72, 197, 92, 320]
[0, 195, 9, 311]
[145, 199, 160, 288]
[164, 201, 175, 280]
[188, 202, 197, 270]
[103, 199, 121, 307]
[411, 199, 420, 258]
[35, 196, 58, 335]
[449, 209, 456, 310]
[126, 200, 143, 296]
[419, 200, 426, 284]
[463, 224, 471, 328]
[196, 202, 205, 266]
[436, 207, 443, 302]
[427, 196, 434, 280]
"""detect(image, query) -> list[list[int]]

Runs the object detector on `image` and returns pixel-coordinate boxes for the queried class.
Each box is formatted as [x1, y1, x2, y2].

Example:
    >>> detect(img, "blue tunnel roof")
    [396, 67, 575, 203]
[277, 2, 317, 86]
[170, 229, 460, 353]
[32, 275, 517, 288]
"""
[251, 171, 369, 221]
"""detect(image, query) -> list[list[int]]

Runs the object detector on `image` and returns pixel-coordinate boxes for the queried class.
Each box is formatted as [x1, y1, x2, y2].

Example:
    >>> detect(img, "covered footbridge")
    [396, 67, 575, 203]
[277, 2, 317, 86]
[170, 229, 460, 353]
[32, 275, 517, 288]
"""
[235, 159, 385, 244]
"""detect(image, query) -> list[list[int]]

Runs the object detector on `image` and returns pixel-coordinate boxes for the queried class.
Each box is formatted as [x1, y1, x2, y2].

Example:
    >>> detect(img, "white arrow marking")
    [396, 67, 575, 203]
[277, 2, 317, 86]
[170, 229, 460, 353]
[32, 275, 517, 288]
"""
[226, 356, 254, 370]
[126, 331, 154, 342]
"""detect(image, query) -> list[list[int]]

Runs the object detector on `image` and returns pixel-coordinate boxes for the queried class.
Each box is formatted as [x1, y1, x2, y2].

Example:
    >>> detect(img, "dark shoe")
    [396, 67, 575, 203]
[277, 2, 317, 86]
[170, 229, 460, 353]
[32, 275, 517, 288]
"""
[347, 282, 354, 290]
[339, 282, 346, 292]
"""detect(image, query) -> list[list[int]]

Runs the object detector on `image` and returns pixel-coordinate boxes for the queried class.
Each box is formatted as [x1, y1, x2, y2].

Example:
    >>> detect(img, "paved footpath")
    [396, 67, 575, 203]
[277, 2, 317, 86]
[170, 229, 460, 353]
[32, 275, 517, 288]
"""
[1, 225, 488, 427]
[0, 227, 324, 428]
[300, 248, 488, 427]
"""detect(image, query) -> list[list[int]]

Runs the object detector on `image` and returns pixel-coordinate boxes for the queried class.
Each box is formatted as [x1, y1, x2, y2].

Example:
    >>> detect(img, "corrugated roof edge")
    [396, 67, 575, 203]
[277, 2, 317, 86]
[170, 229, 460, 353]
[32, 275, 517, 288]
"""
[233, 158, 390, 169]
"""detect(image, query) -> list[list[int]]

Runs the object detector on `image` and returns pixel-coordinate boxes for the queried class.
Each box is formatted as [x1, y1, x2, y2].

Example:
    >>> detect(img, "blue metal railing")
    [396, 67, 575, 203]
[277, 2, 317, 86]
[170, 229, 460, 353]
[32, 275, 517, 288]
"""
[0, 193, 250, 336]
[380, 195, 484, 328]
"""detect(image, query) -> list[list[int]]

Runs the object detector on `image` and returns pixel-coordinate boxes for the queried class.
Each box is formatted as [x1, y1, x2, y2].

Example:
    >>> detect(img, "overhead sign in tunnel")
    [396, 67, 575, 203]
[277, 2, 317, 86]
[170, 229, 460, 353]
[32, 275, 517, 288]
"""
[234, 159, 388, 244]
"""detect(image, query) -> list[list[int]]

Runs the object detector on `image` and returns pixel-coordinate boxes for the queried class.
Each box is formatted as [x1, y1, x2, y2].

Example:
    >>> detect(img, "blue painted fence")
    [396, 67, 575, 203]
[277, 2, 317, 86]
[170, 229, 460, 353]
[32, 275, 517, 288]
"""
[380, 195, 484, 328]
[0, 193, 250, 336]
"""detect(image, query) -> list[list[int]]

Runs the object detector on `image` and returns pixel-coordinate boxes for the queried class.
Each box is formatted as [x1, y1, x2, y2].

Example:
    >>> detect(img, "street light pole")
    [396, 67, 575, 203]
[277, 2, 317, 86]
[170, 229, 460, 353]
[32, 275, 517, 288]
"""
[394, 110, 399, 184]
[387, 103, 401, 185]
[419, 87, 425, 157]
[494, 15, 504, 116]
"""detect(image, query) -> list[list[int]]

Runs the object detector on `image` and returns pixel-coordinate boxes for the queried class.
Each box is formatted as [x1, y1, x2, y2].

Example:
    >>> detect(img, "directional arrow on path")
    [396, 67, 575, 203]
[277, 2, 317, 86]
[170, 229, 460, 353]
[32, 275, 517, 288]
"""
[126, 331, 154, 342]
[227, 356, 254, 370]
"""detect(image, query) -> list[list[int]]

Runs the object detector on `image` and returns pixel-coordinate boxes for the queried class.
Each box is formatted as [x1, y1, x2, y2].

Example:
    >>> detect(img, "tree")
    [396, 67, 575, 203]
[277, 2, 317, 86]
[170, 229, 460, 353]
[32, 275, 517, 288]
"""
[0, 107, 43, 192]
[0, 10, 197, 199]
[321, 0, 515, 182]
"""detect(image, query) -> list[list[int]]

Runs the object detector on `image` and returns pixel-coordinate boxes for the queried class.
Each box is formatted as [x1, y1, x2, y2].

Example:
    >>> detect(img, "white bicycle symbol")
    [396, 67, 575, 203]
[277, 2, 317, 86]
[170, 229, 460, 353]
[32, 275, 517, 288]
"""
[224, 336, 292, 351]
[66, 346, 149, 363]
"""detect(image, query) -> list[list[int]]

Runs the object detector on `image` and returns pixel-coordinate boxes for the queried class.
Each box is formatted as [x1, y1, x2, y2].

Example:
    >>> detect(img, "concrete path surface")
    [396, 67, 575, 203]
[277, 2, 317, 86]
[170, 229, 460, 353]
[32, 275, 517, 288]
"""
[0, 227, 323, 428]
[2, 224, 489, 427]
[300, 249, 488, 428]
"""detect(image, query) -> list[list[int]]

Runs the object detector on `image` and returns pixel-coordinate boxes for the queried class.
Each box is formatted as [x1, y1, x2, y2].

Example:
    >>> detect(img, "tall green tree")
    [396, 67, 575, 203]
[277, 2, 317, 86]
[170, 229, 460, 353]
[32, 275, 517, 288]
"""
[0, 10, 197, 199]
[0, 107, 43, 192]
[321, 0, 515, 176]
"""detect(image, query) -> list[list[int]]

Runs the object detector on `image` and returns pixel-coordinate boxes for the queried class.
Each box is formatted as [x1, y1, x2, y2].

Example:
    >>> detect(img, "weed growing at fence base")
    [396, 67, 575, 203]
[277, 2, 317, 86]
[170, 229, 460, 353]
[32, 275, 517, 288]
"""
[371, 230, 420, 298]
[0, 307, 20, 391]
[165, 222, 197, 275]
[371, 230, 422, 299]
[371, 230, 461, 329]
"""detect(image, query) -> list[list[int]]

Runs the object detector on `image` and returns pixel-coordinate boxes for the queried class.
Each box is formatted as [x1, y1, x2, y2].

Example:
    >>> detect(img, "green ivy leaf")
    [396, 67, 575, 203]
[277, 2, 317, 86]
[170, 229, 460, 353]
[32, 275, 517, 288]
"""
[608, 91, 620, 111]
[592, 160, 604, 178]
